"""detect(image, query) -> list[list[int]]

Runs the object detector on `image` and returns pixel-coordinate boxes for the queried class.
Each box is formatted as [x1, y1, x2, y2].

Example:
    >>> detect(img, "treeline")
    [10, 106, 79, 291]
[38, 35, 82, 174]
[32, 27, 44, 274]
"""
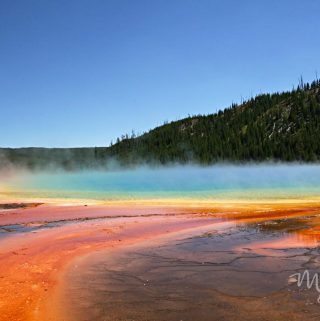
[107, 79, 320, 164]
[1, 79, 320, 170]
[0, 147, 107, 171]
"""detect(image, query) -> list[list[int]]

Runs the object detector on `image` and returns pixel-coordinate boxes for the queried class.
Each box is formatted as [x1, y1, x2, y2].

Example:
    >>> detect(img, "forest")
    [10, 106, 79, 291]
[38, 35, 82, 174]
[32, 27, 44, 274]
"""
[1, 79, 320, 170]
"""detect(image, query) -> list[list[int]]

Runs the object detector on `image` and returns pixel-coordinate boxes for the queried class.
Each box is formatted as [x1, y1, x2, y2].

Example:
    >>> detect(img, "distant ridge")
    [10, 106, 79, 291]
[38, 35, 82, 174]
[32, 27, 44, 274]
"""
[1, 79, 320, 170]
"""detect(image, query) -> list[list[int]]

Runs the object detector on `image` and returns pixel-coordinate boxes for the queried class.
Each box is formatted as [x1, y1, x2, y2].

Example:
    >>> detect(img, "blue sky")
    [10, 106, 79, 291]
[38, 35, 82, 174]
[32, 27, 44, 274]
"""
[1, 0, 320, 147]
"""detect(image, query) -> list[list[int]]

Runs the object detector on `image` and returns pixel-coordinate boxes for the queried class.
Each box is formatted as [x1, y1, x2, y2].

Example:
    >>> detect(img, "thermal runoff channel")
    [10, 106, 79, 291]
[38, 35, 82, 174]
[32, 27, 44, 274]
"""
[1, 165, 320, 321]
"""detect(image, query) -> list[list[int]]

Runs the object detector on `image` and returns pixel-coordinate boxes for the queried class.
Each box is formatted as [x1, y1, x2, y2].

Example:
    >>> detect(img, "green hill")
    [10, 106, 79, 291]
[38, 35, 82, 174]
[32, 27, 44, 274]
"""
[1, 79, 320, 170]
[107, 79, 320, 164]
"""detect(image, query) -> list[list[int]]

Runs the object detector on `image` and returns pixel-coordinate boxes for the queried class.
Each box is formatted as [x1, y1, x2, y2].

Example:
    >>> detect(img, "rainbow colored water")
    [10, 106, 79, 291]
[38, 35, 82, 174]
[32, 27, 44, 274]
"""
[2, 164, 320, 321]
[2, 164, 320, 201]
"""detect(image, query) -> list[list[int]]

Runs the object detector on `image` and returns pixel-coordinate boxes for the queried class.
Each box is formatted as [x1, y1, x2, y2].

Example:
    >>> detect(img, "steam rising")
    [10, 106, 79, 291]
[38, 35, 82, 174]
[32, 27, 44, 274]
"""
[1, 164, 320, 201]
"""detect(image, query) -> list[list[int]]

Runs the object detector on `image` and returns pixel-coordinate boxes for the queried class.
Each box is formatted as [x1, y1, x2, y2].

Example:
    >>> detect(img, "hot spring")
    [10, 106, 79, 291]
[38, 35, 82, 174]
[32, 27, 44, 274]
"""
[2, 164, 320, 202]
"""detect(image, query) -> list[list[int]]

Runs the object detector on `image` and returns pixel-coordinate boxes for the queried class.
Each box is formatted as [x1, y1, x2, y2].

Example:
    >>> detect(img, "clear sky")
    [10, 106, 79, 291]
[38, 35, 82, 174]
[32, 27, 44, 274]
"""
[1, 0, 320, 148]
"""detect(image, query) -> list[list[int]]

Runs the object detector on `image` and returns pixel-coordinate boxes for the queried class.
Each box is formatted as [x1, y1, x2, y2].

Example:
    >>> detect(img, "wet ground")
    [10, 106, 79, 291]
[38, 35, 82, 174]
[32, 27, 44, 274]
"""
[1, 201, 320, 321]
[62, 217, 320, 321]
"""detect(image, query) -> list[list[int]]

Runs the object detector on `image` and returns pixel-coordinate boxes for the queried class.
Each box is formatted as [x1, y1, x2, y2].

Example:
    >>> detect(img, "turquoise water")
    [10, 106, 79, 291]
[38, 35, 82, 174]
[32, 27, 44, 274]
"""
[2, 165, 320, 200]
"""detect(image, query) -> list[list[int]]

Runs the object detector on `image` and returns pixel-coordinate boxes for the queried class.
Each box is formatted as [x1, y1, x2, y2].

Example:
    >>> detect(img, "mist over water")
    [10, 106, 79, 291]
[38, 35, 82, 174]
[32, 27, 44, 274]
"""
[1, 164, 320, 201]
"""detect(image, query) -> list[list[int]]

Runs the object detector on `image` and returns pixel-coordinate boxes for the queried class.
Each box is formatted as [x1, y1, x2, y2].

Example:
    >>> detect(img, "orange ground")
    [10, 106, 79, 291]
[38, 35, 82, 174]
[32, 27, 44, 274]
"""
[1, 200, 320, 321]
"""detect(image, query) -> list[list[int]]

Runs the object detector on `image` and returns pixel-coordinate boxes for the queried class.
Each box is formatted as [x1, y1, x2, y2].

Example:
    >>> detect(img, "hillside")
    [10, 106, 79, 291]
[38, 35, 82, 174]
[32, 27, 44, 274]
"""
[107, 79, 320, 164]
[1, 79, 320, 170]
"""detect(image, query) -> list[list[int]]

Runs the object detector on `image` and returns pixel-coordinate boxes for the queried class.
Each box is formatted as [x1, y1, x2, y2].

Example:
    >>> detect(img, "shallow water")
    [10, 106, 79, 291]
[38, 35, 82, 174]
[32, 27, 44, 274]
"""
[2, 165, 320, 321]
[62, 220, 320, 321]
